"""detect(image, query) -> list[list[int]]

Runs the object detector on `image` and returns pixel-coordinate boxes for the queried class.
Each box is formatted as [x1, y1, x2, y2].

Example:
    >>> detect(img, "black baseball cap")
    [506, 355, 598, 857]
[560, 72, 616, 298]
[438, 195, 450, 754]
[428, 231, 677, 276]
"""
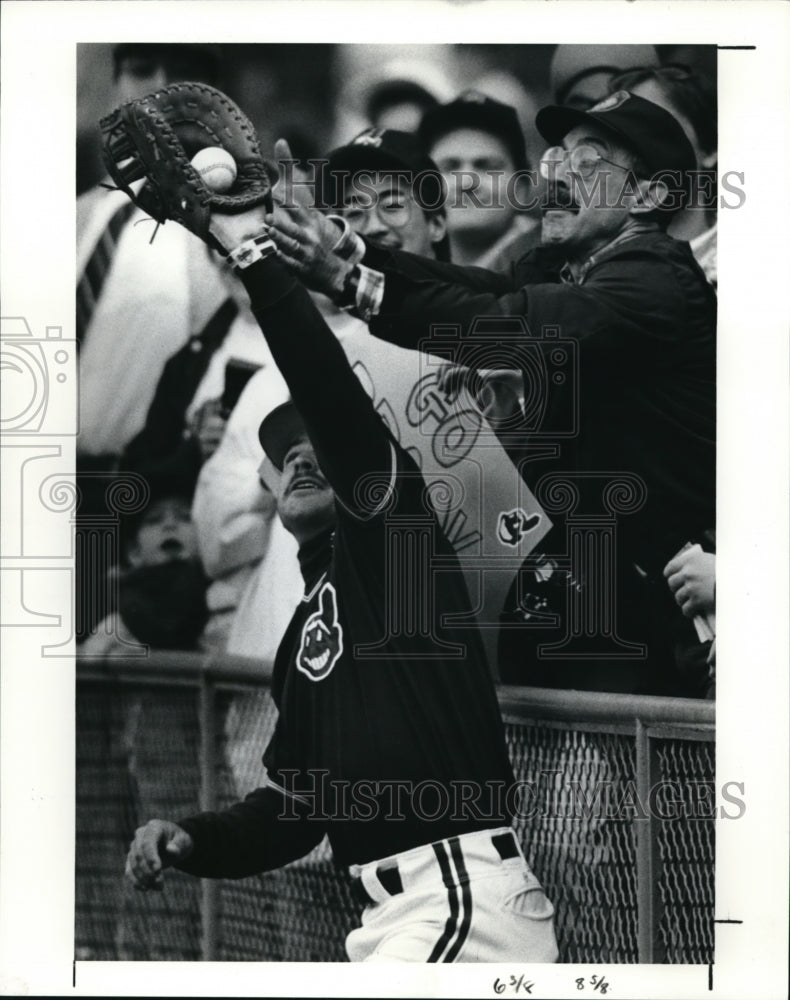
[323, 127, 447, 214]
[258, 401, 307, 471]
[536, 90, 697, 185]
[418, 90, 529, 172]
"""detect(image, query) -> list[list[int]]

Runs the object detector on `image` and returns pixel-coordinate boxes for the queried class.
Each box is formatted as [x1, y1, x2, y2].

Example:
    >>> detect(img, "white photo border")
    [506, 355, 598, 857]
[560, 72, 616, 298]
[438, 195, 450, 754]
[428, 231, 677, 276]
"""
[1, 1, 788, 997]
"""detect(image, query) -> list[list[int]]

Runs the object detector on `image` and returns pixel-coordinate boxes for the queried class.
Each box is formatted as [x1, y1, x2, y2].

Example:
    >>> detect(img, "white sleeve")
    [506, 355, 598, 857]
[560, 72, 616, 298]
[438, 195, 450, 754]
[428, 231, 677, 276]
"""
[226, 518, 302, 660]
[192, 365, 289, 580]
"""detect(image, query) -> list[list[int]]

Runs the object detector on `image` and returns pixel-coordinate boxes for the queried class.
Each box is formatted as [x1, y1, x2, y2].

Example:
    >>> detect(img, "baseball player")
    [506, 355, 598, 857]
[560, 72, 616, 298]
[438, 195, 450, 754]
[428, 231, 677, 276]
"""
[113, 85, 558, 963]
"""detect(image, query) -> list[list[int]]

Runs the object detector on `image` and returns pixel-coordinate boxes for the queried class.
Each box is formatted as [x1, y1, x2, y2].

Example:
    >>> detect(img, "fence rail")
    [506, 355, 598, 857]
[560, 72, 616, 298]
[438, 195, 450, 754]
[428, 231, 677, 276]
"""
[76, 652, 715, 964]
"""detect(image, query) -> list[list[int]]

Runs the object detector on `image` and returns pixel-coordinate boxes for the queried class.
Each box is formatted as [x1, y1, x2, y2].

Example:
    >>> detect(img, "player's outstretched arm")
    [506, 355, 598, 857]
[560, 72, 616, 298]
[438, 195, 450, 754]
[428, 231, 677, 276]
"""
[98, 87, 393, 509]
[204, 204, 396, 514]
[125, 819, 194, 891]
[237, 252, 396, 514]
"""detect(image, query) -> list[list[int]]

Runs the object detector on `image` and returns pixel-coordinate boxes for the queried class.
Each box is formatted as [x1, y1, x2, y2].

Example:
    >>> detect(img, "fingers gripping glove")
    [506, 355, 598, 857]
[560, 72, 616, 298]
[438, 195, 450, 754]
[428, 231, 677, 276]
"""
[100, 82, 273, 252]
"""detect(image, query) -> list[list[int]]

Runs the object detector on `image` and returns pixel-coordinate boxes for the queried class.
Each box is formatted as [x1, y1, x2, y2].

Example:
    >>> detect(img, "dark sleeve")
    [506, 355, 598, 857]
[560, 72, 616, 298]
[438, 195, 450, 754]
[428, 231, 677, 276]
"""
[121, 299, 239, 487]
[175, 784, 325, 878]
[238, 256, 395, 515]
[361, 240, 515, 291]
[366, 247, 692, 366]
[121, 351, 203, 486]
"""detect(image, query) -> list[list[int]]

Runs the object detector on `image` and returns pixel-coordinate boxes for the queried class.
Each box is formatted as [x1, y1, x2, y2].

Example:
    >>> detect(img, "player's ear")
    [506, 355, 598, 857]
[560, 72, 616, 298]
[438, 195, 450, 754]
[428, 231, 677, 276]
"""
[426, 211, 447, 246]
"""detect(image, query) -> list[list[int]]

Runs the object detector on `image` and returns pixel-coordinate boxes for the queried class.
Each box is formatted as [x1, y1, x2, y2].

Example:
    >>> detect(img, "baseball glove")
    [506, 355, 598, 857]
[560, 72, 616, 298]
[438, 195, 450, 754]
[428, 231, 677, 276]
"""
[100, 82, 273, 250]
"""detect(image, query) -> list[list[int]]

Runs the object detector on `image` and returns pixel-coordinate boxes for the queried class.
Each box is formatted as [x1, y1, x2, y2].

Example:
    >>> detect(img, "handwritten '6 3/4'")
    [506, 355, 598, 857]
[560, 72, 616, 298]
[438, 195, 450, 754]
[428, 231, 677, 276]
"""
[493, 974, 535, 995]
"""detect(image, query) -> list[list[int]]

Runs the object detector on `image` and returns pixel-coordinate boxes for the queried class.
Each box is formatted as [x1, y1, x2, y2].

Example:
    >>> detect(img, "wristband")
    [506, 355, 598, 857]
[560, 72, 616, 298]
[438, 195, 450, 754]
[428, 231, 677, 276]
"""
[227, 235, 277, 271]
[335, 264, 361, 311]
[335, 263, 384, 321]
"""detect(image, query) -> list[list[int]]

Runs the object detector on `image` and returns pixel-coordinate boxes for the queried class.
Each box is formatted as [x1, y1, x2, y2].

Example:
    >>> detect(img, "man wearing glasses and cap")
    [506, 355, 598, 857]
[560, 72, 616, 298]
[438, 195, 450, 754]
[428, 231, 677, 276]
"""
[268, 92, 716, 697]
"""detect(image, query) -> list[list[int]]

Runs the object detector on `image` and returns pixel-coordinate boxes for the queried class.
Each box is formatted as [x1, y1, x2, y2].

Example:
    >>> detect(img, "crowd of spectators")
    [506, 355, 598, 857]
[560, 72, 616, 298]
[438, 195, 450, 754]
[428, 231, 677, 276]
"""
[76, 42, 717, 699]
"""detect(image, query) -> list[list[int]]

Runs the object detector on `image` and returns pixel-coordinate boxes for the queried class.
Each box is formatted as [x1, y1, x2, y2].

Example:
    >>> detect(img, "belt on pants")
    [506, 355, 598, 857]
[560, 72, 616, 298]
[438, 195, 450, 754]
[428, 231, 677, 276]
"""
[348, 827, 522, 907]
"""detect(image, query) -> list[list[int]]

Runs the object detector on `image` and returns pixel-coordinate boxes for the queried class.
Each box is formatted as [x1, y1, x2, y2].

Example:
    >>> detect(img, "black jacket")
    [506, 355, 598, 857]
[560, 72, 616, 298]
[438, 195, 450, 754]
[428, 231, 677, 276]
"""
[120, 298, 238, 491]
[363, 228, 716, 573]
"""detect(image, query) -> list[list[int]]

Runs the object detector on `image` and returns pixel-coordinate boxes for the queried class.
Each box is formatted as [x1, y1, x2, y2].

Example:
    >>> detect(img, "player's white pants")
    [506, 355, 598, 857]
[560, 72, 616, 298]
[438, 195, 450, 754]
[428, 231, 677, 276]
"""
[346, 826, 558, 963]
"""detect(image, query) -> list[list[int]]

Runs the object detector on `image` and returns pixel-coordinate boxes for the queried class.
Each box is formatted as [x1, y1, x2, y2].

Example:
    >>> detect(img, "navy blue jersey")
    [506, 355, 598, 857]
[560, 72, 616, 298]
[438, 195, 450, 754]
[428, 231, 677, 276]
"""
[177, 258, 514, 876]
[263, 445, 515, 864]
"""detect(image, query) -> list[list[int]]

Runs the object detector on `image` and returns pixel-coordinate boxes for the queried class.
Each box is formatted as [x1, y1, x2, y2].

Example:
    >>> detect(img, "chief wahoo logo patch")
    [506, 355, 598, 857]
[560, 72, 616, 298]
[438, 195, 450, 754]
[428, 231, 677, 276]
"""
[297, 582, 344, 682]
[497, 508, 542, 547]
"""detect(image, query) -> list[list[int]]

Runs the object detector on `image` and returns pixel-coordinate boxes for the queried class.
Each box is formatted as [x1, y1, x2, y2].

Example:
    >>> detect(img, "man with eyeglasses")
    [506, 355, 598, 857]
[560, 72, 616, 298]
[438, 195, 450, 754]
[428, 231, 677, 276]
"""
[320, 127, 451, 262]
[267, 92, 716, 697]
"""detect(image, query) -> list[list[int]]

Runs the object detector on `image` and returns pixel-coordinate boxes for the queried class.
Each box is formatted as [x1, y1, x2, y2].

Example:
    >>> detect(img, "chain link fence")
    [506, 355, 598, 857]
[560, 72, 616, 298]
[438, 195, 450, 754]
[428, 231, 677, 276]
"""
[76, 656, 714, 963]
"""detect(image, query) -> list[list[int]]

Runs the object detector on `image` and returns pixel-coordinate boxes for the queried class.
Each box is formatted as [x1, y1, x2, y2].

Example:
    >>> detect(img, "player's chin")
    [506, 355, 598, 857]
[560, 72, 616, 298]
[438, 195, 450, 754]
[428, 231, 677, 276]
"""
[282, 486, 333, 515]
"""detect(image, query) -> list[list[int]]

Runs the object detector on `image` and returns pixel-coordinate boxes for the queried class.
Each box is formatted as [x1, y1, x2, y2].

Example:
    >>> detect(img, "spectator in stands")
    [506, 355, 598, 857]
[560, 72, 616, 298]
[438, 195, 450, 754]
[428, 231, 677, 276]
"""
[368, 79, 441, 133]
[664, 538, 716, 698]
[470, 70, 544, 179]
[268, 92, 716, 696]
[665, 543, 716, 620]
[542, 45, 660, 248]
[610, 64, 718, 285]
[191, 366, 294, 658]
[418, 91, 540, 269]
[418, 91, 541, 429]
[121, 249, 272, 494]
[332, 55, 456, 143]
[76, 43, 226, 639]
[608, 67, 718, 693]
[80, 473, 209, 656]
[549, 44, 659, 111]
[76, 43, 226, 474]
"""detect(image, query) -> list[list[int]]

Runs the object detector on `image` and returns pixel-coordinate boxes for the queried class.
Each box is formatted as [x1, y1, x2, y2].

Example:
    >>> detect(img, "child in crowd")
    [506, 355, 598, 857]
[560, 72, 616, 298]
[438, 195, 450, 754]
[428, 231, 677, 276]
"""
[80, 475, 209, 656]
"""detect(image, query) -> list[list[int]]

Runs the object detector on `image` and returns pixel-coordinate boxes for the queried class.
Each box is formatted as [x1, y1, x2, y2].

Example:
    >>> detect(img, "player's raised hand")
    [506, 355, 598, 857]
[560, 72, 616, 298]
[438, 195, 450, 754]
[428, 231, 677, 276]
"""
[125, 819, 194, 891]
[265, 138, 351, 296]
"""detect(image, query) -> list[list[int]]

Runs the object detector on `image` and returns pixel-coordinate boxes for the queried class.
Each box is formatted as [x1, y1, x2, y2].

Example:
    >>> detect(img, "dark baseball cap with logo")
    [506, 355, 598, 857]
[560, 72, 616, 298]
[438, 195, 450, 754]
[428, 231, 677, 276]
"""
[321, 127, 450, 260]
[536, 90, 697, 209]
[323, 127, 447, 214]
[418, 90, 529, 172]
